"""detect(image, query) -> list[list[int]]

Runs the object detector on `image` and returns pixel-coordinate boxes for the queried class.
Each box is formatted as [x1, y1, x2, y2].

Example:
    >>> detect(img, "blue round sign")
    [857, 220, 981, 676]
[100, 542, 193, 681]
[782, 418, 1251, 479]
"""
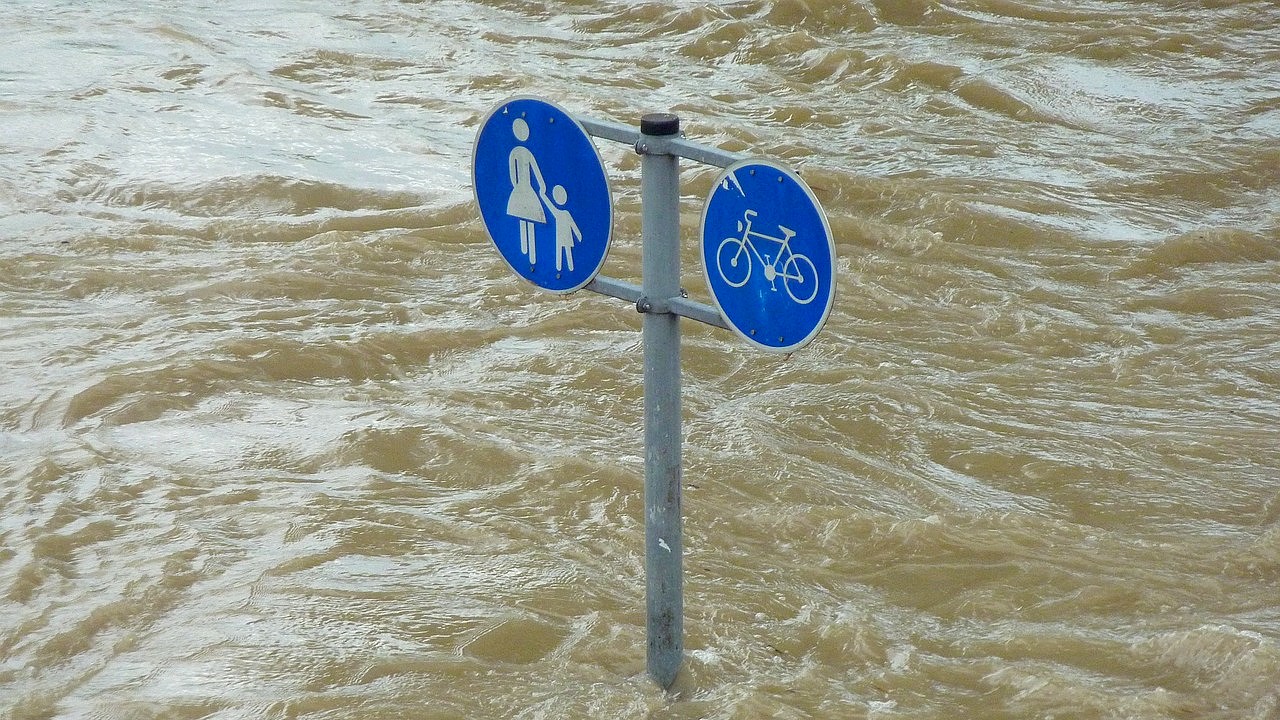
[472, 97, 613, 294]
[701, 159, 835, 352]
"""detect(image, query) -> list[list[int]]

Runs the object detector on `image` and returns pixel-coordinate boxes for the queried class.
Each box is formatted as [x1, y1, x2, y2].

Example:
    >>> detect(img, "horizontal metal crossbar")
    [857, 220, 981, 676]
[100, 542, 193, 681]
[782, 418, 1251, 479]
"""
[576, 117, 747, 168]
[586, 275, 729, 330]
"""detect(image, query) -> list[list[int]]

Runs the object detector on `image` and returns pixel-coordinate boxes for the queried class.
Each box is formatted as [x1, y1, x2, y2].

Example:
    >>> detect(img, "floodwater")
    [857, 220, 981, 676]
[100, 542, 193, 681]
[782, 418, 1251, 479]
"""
[2, 1, 1279, 718]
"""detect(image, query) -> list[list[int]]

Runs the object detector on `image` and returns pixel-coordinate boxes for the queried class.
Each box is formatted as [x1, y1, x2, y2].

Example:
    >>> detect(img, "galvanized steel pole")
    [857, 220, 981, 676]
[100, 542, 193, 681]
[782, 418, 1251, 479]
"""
[638, 112, 683, 690]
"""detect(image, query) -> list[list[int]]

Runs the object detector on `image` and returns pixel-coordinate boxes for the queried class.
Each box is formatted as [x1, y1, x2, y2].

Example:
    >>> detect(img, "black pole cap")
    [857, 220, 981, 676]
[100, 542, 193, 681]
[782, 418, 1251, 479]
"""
[640, 112, 680, 136]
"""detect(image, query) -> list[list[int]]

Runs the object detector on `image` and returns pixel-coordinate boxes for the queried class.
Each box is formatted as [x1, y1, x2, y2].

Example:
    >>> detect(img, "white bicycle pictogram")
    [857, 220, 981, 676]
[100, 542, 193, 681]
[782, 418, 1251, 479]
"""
[716, 209, 819, 305]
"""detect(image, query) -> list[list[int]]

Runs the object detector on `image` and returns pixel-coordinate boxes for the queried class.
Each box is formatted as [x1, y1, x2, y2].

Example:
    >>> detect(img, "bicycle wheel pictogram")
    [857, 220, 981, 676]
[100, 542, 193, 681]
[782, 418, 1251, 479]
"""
[716, 237, 752, 287]
[782, 253, 819, 304]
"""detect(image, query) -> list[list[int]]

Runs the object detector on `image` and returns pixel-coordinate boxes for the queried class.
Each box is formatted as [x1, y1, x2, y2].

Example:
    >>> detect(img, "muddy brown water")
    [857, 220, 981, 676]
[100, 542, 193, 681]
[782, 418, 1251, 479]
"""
[2, 1, 1279, 718]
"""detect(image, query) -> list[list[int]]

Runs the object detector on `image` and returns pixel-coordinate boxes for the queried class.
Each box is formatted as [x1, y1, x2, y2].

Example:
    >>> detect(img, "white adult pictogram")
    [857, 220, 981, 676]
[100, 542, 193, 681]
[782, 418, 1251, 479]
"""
[506, 117, 547, 264]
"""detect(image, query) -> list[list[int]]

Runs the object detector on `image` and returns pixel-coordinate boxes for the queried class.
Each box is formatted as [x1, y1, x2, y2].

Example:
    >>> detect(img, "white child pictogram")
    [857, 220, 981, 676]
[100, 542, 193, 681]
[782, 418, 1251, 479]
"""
[542, 184, 582, 272]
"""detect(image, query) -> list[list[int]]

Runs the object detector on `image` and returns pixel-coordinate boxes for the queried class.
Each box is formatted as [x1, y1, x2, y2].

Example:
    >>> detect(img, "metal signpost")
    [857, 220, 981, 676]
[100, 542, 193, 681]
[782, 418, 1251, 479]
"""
[472, 96, 836, 690]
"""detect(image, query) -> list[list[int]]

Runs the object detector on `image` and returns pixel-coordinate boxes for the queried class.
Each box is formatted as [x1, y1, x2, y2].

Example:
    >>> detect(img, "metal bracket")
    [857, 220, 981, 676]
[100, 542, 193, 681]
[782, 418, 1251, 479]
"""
[636, 295, 667, 314]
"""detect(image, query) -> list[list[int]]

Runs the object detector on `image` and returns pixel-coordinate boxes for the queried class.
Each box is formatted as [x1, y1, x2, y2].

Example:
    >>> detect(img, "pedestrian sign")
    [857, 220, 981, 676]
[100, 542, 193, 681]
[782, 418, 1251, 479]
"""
[700, 159, 835, 352]
[472, 97, 613, 294]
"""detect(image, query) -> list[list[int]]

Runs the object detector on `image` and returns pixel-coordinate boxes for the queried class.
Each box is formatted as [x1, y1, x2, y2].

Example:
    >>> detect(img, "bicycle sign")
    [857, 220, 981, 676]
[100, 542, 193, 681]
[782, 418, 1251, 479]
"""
[701, 159, 835, 352]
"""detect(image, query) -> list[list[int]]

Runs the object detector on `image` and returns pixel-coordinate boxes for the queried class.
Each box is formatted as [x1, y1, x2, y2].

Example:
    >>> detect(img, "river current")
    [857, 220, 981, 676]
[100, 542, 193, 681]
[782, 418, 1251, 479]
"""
[2, 1, 1279, 718]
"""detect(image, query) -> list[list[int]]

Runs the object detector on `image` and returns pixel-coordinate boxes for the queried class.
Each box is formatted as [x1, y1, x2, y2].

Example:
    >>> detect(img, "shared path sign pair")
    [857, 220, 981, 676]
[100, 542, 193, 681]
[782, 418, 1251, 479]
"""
[471, 96, 836, 689]
[473, 96, 835, 353]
